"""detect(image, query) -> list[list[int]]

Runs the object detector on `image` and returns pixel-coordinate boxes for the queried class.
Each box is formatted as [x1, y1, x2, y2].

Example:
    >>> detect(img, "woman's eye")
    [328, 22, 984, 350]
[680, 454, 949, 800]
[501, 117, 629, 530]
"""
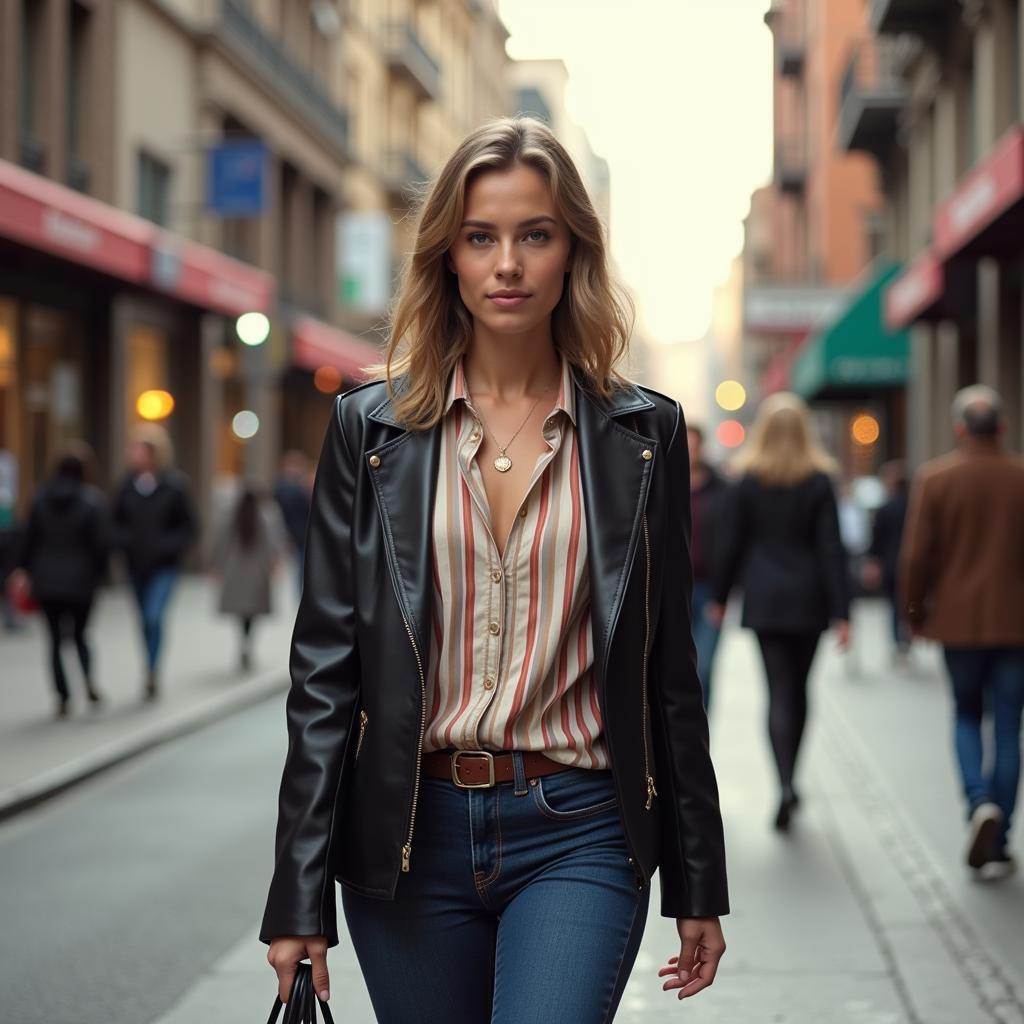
[526, 229, 549, 242]
[467, 232, 490, 245]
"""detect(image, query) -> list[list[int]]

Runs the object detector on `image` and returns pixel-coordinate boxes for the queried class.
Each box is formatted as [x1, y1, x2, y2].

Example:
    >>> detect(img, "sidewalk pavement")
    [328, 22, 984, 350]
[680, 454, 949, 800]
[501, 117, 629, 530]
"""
[150, 599, 1024, 1024]
[0, 573, 297, 820]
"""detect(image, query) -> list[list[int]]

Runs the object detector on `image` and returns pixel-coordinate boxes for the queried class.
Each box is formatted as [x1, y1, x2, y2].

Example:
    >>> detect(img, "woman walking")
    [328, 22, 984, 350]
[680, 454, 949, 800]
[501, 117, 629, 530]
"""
[261, 117, 729, 1022]
[710, 393, 850, 832]
[12, 445, 108, 717]
[214, 482, 285, 672]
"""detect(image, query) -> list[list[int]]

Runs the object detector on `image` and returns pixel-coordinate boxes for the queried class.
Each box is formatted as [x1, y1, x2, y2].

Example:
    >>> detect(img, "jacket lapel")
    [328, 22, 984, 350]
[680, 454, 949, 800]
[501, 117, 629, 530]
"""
[572, 369, 657, 691]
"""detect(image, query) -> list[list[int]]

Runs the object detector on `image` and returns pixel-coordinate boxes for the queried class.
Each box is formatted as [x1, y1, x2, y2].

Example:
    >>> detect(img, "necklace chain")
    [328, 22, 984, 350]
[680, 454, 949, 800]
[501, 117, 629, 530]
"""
[467, 374, 558, 473]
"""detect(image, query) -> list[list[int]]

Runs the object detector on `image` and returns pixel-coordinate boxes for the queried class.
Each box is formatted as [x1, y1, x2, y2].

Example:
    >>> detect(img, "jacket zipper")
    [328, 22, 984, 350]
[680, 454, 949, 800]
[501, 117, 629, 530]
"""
[354, 709, 368, 761]
[400, 616, 427, 873]
[640, 511, 657, 810]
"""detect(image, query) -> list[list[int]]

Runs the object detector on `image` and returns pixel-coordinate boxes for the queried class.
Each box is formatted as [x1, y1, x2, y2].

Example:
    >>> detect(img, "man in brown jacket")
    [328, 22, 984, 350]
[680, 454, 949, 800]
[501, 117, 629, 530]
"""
[900, 385, 1024, 881]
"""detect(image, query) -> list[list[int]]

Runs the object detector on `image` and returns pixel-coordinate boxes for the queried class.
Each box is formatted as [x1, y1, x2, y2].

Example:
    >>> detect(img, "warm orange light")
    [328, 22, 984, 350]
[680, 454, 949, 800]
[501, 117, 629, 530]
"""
[851, 413, 880, 446]
[209, 347, 236, 379]
[717, 419, 745, 448]
[314, 365, 343, 394]
[136, 389, 175, 421]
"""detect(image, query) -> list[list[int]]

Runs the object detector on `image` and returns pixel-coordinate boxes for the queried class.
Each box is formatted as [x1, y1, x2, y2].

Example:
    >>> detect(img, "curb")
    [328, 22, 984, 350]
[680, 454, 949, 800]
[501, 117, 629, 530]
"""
[0, 670, 289, 823]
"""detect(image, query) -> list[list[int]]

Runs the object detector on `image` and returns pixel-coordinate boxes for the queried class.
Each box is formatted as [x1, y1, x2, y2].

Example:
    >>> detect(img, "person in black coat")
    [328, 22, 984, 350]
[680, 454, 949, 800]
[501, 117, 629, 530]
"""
[864, 460, 910, 662]
[12, 445, 109, 716]
[113, 424, 197, 700]
[709, 393, 850, 831]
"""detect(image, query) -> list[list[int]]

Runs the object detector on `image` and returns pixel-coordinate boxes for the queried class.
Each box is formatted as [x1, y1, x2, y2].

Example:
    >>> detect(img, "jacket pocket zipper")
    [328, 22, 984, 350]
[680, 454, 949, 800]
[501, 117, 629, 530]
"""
[354, 709, 368, 762]
[640, 511, 657, 810]
[400, 617, 427, 873]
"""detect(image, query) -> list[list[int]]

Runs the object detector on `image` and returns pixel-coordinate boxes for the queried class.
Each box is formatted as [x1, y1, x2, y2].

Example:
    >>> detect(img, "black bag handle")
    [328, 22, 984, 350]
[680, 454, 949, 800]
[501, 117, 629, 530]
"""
[266, 961, 336, 1024]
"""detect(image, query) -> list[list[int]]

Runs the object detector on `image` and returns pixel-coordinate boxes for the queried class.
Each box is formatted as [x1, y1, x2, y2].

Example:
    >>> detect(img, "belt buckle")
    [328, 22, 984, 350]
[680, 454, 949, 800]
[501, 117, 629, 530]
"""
[451, 750, 495, 789]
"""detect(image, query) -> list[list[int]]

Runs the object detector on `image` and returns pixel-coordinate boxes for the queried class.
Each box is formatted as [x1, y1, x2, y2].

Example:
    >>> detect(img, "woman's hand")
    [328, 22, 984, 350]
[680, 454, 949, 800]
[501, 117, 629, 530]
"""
[834, 619, 851, 651]
[658, 916, 726, 999]
[267, 935, 330, 1004]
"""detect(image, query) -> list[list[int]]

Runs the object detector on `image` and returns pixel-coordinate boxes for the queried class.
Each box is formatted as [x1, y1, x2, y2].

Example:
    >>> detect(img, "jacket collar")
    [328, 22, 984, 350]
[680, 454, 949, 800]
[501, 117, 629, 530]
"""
[369, 364, 653, 429]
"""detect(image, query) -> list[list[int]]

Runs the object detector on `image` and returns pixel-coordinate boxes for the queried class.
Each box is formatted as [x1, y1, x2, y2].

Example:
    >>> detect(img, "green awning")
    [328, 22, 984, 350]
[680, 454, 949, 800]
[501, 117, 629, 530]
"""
[789, 261, 910, 399]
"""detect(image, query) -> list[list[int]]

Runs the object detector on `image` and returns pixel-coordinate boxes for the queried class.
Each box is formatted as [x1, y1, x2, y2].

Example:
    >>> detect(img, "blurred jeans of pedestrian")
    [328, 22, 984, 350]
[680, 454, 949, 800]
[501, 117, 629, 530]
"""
[131, 568, 179, 671]
[942, 647, 1024, 851]
[341, 760, 650, 1023]
[691, 580, 721, 712]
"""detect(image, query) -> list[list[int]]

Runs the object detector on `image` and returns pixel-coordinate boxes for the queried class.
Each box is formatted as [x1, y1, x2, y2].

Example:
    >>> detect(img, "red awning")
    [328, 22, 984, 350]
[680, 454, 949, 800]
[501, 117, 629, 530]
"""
[0, 159, 274, 315]
[758, 336, 805, 396]
[292, 315, 380, 380]
[934, 125, 1024, 260]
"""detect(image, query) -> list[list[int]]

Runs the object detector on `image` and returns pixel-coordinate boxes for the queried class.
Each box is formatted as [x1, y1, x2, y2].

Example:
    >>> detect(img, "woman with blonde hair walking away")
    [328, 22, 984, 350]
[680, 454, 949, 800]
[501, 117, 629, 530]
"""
[710, 393, 850, 832]
[261, 116, 729, 1022]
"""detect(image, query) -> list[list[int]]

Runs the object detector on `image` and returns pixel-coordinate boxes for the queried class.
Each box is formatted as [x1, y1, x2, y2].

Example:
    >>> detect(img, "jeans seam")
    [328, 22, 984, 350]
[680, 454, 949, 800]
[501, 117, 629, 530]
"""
[477, 787, 504, 892]
[531, 779, 618, 821]
[600, 890, 646, 1024]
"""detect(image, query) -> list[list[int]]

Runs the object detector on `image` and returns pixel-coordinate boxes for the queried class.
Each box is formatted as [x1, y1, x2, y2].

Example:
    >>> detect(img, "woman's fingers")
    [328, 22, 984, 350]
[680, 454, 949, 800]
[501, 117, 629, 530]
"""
[271, 956, 297, 1005]
[308, 941, 331, 1002]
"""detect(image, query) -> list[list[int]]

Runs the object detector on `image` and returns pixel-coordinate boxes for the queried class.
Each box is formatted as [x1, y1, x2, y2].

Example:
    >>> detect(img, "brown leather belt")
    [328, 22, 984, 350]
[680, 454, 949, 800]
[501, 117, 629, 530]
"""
[422, 749, 569, 789]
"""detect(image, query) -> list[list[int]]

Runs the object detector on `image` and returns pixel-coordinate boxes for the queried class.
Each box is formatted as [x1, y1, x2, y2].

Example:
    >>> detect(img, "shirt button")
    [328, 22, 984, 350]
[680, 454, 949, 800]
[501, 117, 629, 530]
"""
[519, 506, 527, 517]
[491, 570, 502, 583]
[470, 431, 480, 442]
[483, 676, 495, 690]
[488, 621, 500, 636]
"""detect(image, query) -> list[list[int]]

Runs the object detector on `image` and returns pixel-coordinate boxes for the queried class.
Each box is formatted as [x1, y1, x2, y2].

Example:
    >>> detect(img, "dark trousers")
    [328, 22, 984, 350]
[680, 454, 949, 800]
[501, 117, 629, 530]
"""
[40, 599, 93, 701]
[755, 631, 820, 796]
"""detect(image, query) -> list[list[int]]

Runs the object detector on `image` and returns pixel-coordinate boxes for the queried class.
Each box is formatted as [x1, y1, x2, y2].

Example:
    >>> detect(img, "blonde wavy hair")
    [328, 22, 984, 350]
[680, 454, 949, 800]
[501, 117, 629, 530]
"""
[732, 392, 838, 487]
[365, 116, 635, 430]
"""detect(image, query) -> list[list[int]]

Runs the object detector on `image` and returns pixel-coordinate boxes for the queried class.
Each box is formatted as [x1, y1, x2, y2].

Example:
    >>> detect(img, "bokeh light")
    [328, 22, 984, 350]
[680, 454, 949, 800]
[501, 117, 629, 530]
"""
[717, 419, 746, 448]
[232, 410, 260, 439]
[715, 380, 747, 412]
[235, 312, 271, 346]
[314, 365, 343, 393]
[136, 390, 175, 421]
[851, 413, 880, 446]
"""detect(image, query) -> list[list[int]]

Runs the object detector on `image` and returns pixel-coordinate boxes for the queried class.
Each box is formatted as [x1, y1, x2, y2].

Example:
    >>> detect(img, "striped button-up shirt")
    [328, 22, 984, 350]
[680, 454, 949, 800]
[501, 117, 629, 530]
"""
[422, 354, 607, 769]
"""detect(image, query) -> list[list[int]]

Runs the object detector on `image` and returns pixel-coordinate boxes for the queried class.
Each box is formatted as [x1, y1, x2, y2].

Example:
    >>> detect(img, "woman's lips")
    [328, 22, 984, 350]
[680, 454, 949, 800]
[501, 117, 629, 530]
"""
[488, 294, 530, 308]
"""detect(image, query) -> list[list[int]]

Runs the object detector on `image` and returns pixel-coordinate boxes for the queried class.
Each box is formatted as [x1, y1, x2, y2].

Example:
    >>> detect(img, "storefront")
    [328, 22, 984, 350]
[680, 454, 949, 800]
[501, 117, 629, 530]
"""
[0, 159, 273, 538]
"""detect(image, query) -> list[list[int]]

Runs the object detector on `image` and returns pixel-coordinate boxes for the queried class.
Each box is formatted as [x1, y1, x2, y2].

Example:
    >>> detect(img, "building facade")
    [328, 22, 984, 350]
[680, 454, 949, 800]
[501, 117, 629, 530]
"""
[0, 0, 512, 538]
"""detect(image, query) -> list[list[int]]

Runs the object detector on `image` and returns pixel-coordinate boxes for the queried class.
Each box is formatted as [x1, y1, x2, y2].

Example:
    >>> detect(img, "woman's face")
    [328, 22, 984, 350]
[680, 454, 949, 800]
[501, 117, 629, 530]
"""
[447, 164, 573, 338]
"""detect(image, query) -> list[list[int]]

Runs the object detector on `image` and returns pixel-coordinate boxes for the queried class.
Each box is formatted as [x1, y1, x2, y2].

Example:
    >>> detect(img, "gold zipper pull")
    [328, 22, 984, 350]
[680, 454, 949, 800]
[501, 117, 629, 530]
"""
[401, 844, 412, 872]
[645, 776, 658, 810]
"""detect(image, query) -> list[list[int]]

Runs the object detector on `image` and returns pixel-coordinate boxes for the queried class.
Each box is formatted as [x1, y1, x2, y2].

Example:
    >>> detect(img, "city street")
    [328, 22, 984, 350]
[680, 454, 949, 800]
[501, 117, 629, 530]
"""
[2, 599, 1022, 1023]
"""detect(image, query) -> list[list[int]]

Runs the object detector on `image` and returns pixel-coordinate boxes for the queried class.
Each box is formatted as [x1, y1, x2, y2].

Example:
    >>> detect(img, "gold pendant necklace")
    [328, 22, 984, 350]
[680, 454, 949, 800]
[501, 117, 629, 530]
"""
[468, 378, 555, 473]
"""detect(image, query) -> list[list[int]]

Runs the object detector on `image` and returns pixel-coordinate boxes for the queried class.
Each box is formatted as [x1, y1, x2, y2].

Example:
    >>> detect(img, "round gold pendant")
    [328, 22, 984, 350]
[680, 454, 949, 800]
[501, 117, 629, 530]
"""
[494, 455, 513, 473]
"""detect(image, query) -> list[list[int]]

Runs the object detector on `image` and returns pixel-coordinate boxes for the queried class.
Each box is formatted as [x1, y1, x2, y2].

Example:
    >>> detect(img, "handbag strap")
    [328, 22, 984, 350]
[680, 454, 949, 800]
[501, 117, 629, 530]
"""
[266, 962, 336, 1024]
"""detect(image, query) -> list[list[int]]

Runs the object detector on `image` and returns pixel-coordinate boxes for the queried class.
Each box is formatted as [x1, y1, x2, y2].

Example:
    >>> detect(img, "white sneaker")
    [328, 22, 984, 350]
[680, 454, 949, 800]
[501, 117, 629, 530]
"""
[977, 854, 1017, 882]
[966, 803, 1003, 870]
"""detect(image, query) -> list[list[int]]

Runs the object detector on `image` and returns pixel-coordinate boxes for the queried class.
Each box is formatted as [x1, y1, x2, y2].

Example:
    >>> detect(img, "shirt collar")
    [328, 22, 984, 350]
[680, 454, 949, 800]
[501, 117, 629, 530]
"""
[443, 352, 576, 426]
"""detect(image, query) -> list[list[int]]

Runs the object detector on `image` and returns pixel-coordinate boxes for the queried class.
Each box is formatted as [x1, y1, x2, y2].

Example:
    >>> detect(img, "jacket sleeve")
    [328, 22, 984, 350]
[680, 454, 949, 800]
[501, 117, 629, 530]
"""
[814, 475, 850, 623]
[651, 402, 730, 919]
[260, 398, 361, 947]
[711, 478, 745, 606]
[898, 472, 935, 625]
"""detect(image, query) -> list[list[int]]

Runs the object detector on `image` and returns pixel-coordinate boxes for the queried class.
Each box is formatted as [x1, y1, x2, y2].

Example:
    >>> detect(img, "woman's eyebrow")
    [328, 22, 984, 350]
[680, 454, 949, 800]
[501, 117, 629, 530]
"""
[460, 215, 558, 229]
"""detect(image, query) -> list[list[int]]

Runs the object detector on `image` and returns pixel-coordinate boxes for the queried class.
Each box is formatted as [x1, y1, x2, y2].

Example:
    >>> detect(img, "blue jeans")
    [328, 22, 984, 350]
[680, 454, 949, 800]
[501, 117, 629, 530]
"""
[942, 647, 1024, 850]
[341, 759, 651, 1023]
[691, 580, 721, 712]
[131, 568, 179, 672]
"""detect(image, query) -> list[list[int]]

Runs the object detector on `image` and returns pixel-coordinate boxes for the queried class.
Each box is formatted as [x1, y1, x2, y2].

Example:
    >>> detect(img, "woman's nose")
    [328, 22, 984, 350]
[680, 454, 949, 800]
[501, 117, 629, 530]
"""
[494, 242, 522, 278]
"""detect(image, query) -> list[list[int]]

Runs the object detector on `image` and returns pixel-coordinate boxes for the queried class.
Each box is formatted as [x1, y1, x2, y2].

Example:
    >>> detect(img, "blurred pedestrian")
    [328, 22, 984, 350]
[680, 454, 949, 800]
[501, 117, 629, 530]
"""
[214, 482, 285, 672]
[710, 393, 850, 832]
[900, 385, 1024, 881]
[864, 460, 910, 665]
[0, 447, 25, 632]
[273, 450, 312, 592]
[10, 444, 108, 717]
[688, 423, 728, 712]
[263, 117, 728, 1019]
[113, 423, 197, 700]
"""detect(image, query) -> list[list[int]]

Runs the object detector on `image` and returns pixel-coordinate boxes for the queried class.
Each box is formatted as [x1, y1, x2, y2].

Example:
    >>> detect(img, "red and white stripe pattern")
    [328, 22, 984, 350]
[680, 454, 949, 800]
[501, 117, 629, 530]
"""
[422, 355, 606, 769]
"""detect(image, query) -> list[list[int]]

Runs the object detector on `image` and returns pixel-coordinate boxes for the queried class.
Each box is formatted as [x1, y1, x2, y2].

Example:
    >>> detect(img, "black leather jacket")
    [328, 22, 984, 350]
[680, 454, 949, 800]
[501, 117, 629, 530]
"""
[260, 368, 729, 946]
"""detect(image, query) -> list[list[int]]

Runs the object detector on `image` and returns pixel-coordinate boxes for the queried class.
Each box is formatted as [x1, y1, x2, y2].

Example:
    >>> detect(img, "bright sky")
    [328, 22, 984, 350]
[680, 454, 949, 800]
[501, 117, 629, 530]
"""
[497, 0, 774, 345]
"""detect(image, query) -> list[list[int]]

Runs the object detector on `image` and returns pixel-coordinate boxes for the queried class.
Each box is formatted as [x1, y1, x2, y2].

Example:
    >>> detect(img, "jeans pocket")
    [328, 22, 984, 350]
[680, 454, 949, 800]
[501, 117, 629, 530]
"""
[531, 768, 618, 821]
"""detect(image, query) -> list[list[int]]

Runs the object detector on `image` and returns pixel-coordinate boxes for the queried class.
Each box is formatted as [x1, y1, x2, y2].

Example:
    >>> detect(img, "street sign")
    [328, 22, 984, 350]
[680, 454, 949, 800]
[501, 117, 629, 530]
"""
[206, 141, 267, 217]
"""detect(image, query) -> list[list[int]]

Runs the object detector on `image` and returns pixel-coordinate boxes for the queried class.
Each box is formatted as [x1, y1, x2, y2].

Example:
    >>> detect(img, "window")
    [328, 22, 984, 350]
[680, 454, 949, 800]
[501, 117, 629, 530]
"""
[137, 152, 172, 226]
[67, 0, 91, 191]
[19, 0, 44, 169]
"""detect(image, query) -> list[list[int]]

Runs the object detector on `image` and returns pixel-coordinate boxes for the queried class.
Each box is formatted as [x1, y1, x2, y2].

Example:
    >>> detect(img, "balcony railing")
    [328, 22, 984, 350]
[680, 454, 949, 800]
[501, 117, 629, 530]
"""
[837, 36, 908, 160]
[384, 20, 441, 101]
[775, 136, 807, 194]
[383, 148, 429, 203]
[219, 0, 350, 157]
